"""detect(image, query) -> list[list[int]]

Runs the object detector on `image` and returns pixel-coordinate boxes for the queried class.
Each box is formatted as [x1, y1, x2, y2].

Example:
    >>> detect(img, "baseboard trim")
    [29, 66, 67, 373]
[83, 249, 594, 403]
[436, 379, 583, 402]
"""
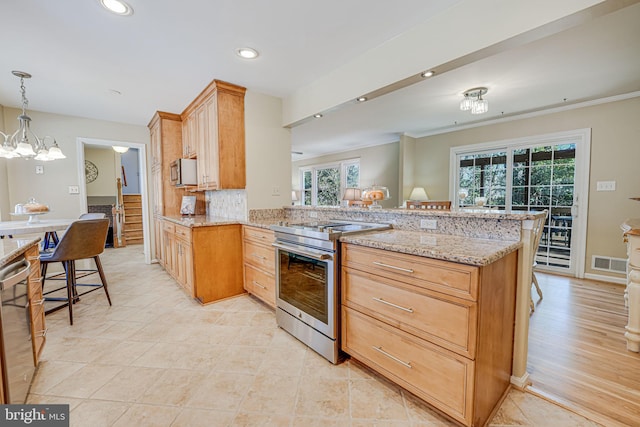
[510, 372, 530, 389]
[584, 272, 627, 285]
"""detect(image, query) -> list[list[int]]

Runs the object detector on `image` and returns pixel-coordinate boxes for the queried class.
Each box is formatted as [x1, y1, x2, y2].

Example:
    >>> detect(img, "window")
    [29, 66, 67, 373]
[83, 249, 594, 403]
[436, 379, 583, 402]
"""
[300, 159, 360, 206]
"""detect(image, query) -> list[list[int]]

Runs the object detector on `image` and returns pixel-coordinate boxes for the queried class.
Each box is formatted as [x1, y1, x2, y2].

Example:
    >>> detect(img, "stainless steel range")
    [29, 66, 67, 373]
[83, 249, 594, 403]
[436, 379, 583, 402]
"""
[270, 220, 390, 363]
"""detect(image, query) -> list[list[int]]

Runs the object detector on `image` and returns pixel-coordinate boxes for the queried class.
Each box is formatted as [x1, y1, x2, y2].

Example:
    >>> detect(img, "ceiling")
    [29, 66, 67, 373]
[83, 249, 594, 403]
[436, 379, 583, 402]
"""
[1, 1, 639, 160]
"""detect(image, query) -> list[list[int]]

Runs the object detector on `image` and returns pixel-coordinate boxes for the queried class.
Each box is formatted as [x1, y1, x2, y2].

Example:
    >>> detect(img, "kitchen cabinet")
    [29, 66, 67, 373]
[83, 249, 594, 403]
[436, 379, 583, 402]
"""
[162, 220, 244, 304]
[180, 80, 246, 191]
[148, 111, 183, 263]
[341, 244, 517, 427]
[242, 226, 276, 308]
[25, 245, 46, 364]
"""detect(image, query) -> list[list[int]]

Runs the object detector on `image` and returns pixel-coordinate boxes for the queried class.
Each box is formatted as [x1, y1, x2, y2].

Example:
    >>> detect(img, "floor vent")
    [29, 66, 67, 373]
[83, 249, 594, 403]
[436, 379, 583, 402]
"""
[592, 255, 627, 273]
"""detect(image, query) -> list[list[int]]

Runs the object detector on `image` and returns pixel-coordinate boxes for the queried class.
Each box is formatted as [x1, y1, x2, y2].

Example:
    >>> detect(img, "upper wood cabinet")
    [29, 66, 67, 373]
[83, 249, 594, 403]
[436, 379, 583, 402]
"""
[148, 111, 183, 217]
[181, 80, 246, 191]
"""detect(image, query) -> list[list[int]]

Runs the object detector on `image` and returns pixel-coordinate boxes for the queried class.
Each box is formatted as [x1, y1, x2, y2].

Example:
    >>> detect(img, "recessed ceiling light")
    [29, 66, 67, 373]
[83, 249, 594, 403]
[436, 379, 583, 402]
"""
[421, 70, 435, 78]
[236, 47, 259, 59]
[313, 113, 323, 118]
[356, 96, 367, 102]
[100, 0, 133, 16]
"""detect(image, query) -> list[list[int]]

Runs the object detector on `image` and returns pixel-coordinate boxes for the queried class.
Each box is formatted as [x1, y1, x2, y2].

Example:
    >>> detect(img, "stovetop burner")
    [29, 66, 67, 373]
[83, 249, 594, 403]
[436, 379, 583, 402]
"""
[271, 219, 390, 241]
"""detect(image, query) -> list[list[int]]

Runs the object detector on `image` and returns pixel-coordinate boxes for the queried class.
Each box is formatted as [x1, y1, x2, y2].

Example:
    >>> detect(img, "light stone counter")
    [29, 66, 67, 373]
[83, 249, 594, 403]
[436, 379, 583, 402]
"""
[161, 215, 278, 230]
[340, 230, 521, 266]
[0, 238, 41, 268]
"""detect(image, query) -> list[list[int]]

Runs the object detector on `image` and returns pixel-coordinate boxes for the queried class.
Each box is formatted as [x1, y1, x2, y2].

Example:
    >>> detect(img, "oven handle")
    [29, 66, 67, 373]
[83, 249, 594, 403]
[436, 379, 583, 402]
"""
[272, 242, 333, 261]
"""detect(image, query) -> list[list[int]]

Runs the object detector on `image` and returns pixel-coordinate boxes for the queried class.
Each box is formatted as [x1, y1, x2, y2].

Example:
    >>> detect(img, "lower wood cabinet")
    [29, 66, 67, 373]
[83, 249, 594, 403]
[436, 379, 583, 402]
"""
[341, 243, 517, 427]
[242, 226, 276, 308]
[162, 220, 243, 304]
[26, 245, 46, 364]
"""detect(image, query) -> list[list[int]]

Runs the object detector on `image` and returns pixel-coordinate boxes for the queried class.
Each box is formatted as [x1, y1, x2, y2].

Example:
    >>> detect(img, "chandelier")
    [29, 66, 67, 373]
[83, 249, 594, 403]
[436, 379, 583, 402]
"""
[0, 71, 65, 161]
[460, 87, 488, 115]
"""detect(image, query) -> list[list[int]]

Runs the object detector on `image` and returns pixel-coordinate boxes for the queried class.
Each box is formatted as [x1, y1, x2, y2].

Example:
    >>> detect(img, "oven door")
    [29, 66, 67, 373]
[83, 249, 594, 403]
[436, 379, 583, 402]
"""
[273, 242, 336, 339]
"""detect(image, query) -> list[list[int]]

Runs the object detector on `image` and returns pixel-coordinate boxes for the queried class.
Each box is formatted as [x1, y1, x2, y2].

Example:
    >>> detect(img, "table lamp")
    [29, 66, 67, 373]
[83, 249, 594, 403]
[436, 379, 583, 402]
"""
[342, 188, 362, 207]
[409, 187, 429, 201]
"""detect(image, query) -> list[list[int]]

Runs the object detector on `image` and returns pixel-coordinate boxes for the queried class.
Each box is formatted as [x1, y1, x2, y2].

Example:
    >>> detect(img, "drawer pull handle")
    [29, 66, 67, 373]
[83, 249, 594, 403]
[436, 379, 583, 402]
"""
[252, 253, 267, 260]
[252, 281, 267, 290]
[372, 297, 414, 313]
[372, 261, 414, 274]
[372, 346, 412, 369]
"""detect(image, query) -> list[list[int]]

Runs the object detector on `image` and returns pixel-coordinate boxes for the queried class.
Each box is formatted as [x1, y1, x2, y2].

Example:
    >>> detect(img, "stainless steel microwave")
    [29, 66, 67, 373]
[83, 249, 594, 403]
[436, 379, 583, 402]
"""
[169, 158, 197, 186]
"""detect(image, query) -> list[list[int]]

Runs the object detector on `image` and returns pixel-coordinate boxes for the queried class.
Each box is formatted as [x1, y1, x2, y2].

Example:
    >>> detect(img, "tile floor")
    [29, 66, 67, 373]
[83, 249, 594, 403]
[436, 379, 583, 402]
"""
[28, 246, 601, 426]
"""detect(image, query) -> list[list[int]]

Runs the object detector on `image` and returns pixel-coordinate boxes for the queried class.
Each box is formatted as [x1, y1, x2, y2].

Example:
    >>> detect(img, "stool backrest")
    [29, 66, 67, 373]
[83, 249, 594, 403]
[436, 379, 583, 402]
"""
[45, 219, 109, 262]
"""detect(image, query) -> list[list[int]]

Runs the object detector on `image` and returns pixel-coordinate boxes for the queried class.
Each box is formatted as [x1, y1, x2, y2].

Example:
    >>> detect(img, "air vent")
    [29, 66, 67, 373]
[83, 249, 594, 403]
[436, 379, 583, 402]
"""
[592, 255, 627, 273]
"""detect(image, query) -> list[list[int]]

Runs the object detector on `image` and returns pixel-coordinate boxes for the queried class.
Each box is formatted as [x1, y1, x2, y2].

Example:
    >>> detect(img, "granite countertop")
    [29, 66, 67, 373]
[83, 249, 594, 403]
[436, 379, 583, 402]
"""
[162, 215, 280, 230]
[340, 230, 521, 266]
[0, 238, 41, 268]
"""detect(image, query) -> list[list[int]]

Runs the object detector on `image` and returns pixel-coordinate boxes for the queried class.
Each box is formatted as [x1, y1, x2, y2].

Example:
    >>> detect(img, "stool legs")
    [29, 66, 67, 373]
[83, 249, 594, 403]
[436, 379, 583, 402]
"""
[94, 256, 112, 306]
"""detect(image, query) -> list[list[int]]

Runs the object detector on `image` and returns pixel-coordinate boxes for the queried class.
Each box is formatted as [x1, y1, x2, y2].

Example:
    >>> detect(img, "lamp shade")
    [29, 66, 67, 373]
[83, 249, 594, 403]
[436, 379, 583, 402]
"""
[409, 187, 429, 201]
[291, 190, 298, 201]
[342, 188, 362, 201]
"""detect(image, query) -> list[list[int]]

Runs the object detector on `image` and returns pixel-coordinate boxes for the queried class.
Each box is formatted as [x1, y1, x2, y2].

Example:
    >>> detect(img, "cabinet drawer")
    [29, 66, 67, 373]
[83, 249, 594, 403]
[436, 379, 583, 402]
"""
[174, 224, 192, 243]
[163, 221, 175, 233]
[342, 244, 479, 301]
[342, 307, 473, 426]
[243, 240, 275, 275]
[244, 263, 275, 308]
[243, 226, 274, 246]
[342, 267, 477, 358]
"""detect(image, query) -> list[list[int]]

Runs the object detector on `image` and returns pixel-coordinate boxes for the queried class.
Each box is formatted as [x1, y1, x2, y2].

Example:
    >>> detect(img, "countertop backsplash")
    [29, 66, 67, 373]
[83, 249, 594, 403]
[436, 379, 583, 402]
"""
[206, 189, 247, 220]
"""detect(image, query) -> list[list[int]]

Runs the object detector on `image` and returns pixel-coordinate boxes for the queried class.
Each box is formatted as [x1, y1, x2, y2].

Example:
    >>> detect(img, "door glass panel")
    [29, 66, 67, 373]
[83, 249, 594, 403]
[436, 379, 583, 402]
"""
[457, 142, 577, 272]
[316, 167, 340, 206]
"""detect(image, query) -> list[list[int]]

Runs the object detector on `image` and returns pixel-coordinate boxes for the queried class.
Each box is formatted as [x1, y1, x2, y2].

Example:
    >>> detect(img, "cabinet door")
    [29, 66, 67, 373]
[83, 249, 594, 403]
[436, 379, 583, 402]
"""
[198, 94, 219, 190]
[182, 111, 196, 159]
[163, 229, 175, 277]
[196, 101, 210, 189]
[154, 217, 164, 265]
[152, 168, 162, 216]
[150, 120, 161, 169]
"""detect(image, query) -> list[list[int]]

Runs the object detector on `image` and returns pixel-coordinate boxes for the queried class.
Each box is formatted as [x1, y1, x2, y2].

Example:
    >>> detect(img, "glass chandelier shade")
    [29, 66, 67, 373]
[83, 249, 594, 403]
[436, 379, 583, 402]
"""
[0, 71, 65, 161]
[460, 87, 488, 115]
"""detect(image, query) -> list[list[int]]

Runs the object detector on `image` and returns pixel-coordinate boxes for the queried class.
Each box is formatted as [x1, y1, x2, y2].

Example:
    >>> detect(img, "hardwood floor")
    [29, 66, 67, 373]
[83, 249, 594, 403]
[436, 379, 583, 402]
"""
[527, 272, 640, 427]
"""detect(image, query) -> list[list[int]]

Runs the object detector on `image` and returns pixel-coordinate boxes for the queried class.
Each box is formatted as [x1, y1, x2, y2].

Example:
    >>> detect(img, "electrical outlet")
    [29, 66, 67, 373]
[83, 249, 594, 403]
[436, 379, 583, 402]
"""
[68, 186, 79, 194]
[420, 219, 437, 229]
[308, 211, 318, 218]
[596, 181, 616, 191]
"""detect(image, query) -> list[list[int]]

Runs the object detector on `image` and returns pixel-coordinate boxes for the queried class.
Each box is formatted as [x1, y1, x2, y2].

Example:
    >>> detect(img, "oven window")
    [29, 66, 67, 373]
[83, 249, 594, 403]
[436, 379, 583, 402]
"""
[279, 251, 328, 324]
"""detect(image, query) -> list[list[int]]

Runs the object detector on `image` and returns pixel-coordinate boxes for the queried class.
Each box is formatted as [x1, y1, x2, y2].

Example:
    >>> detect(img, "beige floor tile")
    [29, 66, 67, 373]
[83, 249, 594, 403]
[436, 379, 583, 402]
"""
[171, 408, 236, 427]
[230, 412, 292, 427]
[69, 400, 130, 427]
[402, 390, 457, 426]
[216, 310, 257, 326]
[26, 394, 84, 411]
[139, 369, 205, 407]
[507, 391, 599, 426]
[130, 342, 192, 369]
[41, 336, 115, 363]
[91, 366, 165, 402]
[489, 392, 531, 426]
[350, 420, 411, 427]
[29, 360, 86, 395]
[302, 350, 349, 379]
[111, 403, 181, 427]
[258, 343, 307, 376]
[185, 371, 255, 411]
[349, 378, 409, 421]
[215, 345, 268, 374]
[182, 323, 245, 345]
[46, 364, 123, 399]
[233, 325, 276, 347]
[239, 374, 300, 415]
[88, 340, 156, 366]
[295, 376, 350, 418]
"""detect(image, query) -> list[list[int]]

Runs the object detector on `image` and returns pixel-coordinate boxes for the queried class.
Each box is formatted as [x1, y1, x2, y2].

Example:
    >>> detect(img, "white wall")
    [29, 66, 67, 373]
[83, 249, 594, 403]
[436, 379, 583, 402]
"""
[120, 148, 140, 194]
[292, 142, 400, 208]
[245, 90, 292, 209]
[1, 107, 148, 220]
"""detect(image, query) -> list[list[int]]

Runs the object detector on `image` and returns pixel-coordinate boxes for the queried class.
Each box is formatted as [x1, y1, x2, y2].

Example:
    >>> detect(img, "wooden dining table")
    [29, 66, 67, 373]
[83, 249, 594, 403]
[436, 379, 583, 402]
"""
[0, 219, 75, 249]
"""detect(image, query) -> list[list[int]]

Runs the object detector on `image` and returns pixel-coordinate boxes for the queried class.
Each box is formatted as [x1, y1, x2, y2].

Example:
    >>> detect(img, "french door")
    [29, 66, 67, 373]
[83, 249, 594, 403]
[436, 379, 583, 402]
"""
[451, 130, 591, 276]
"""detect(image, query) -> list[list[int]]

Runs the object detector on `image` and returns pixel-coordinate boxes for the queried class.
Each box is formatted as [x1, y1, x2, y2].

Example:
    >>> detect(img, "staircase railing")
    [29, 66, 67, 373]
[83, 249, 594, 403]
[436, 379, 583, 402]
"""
[112, 178, 126, 248]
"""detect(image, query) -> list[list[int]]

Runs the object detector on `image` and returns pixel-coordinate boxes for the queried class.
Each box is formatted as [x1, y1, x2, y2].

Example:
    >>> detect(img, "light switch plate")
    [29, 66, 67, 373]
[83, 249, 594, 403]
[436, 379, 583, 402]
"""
[308, 211, 318, 218]
[68, 186, 79, 194]
[596, 181, 616, 191]
[35, 165, 44, 174]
